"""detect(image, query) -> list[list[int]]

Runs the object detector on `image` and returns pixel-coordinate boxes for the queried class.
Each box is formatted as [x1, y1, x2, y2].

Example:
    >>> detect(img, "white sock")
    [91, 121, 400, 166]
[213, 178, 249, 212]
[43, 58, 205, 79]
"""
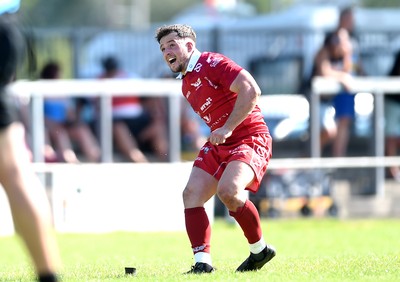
[194, 252, 212, 266]
[249, 236, 267, 254]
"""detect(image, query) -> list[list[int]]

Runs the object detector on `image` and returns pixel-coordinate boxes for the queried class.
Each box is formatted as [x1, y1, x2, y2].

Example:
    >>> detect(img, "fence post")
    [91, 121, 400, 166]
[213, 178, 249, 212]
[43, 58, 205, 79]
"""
[374, 89, 385, 198]
[30, 94, 45, 163]
[99, 94, 113, 162]
[310, 85, 321, 158]
[168, 94, 181, 162]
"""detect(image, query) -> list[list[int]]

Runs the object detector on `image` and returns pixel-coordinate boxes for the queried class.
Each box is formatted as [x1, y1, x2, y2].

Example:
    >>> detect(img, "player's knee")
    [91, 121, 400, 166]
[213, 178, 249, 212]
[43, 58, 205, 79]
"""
[182, 185, 195, 203]
[216, 184, 235, 204]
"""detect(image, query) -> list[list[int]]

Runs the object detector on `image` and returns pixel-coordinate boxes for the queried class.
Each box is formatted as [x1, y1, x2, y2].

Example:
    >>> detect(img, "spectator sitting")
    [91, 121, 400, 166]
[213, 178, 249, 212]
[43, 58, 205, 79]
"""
[99, 55, 169, 162]
[41, 61, 101, 163]
[160, 72, 208, 158]
[385, 50, 400, 181]
[181, 97, 208, 153]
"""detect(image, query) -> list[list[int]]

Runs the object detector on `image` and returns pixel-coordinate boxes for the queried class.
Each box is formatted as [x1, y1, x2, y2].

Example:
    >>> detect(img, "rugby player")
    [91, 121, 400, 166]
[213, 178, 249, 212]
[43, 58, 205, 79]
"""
[155, 24, 276, 273]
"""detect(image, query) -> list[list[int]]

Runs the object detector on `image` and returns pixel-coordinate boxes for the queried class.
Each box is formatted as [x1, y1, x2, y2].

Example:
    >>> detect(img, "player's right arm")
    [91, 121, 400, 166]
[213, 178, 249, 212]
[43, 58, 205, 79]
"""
[208, 69, 261, 145]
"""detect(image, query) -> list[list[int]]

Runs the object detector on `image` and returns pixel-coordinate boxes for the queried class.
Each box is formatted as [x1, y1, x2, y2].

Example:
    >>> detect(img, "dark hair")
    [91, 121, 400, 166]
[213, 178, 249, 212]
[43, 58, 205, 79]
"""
[40, 61, 60, 79]
[323, 31, 340, 47]
[389, 50, 400, 76]
[101, 56, 119, 72]
[155, 24, 196, 43]
[0, 15, 26, 86]
[339, 6, 353, 20]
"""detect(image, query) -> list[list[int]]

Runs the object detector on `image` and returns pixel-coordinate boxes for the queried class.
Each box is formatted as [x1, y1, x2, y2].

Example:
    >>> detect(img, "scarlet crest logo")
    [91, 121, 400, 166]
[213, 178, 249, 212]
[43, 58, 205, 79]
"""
[190, 78, 202, 90]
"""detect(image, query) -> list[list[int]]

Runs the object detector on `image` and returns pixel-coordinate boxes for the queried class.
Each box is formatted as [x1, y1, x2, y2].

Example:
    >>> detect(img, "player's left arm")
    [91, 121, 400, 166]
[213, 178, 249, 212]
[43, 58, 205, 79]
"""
[209, 69, 261, 145]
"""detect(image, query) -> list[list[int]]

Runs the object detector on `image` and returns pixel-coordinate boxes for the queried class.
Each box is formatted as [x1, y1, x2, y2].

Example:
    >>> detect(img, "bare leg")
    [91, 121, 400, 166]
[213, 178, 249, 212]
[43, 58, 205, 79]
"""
[386, 136, 400, 180]
[183, 167, 218, 208]
[333, 117, 351, 157]
[68, 124, 101, 162]
[113, 121, 148, 162]
[0, 123, 61, 276]
[320, 127, 337, 155]
[47, 122, 79, 163]
[139, 120, 169, 161]
[140, 98, 169, 161]
[217, 161, 254, 211]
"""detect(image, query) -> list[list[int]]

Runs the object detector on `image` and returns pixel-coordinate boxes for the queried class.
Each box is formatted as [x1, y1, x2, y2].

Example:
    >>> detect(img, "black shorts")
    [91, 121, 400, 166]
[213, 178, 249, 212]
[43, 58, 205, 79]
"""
[0, 88, 18, 129]
[0, 15, 25, 129]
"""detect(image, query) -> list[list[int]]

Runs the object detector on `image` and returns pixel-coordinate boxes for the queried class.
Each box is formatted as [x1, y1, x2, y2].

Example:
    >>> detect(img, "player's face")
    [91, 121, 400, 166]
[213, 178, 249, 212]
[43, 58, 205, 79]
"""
[159, 32, 191, 73]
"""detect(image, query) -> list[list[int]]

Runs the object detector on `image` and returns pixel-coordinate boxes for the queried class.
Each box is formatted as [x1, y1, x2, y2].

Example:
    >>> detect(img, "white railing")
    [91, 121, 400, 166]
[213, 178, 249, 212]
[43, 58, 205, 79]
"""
[311, 76, 400, 197]
[7, 77, 400, 198]
[8, 78, 183, 162]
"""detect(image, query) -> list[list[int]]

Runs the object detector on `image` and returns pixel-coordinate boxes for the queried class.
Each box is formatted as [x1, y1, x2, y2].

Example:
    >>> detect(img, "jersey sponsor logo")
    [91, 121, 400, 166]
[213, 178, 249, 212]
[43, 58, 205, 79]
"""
[202, 114, 211, 124]
[191, 78, 202, 90]
[185, 90, 191, 99]
[200, 97, 212, 112]
[204, 76, 218, 89]
[209, 112, 229, 129]
[206, 55, 223, 67]
[194, 63, 202, 72]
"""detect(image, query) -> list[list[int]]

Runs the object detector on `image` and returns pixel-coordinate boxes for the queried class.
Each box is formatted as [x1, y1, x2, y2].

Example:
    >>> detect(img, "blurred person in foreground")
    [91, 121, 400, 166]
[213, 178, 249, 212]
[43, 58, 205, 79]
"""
[385, 50, 400, 181]
[0, 11, 61, 282]
[155, 24, 276, 273]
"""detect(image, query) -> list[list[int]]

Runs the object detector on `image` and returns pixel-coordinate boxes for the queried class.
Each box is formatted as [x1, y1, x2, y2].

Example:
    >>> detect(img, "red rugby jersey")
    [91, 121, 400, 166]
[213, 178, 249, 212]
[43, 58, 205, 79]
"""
[180, 50, 269, 142]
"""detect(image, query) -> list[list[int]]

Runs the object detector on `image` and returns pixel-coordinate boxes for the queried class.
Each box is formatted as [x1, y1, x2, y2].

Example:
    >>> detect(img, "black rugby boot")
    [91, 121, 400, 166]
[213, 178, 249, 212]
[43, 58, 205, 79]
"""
[185, 262, 215, 274]
[236, 245, 276, 272]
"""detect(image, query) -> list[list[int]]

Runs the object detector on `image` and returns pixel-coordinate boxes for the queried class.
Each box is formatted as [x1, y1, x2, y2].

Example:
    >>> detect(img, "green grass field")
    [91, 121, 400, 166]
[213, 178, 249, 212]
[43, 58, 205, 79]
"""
[0, 218, 399, 281]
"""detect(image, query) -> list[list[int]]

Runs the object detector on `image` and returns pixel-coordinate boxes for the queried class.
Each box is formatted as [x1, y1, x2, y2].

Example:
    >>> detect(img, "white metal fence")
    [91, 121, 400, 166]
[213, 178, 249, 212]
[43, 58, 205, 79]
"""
[311, 76, 400, 197]
[7, 77, 400, 197]
[8, 78, 183, 162]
